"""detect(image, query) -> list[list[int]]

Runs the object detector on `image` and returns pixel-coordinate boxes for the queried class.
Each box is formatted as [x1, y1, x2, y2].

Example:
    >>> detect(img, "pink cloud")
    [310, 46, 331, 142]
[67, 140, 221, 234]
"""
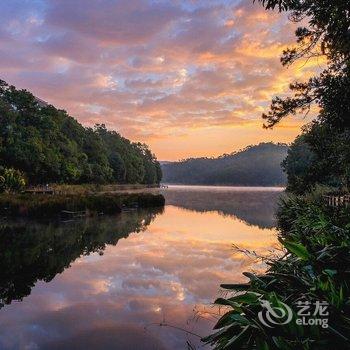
[0, 0, 316, 159]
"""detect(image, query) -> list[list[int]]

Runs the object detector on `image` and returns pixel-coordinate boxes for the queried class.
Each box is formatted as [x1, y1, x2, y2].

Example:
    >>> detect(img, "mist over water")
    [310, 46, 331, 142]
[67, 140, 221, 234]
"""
[161, 185, 283, 229]
[0, 186, 283, 350]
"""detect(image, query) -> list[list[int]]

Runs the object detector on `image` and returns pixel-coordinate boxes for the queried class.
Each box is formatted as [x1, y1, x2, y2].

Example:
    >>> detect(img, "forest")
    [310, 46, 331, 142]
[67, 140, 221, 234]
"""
[0, 80, 162, 186]
[161, 142, 288, 186]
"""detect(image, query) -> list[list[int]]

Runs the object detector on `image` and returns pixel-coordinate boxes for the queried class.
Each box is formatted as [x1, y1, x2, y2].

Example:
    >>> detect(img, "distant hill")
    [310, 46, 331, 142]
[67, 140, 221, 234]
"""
[161, 143, 288, 186]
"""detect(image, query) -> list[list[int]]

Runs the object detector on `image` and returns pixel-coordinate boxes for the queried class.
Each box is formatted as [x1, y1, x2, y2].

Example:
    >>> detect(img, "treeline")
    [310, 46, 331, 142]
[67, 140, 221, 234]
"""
[161, 142, 288, 186]
[0, 80, 162, 185]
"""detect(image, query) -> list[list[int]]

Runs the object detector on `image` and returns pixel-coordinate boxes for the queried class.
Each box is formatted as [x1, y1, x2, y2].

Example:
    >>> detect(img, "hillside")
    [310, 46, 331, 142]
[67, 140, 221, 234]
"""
[0, 80, 161, 185]
[161, 143, 288, 186]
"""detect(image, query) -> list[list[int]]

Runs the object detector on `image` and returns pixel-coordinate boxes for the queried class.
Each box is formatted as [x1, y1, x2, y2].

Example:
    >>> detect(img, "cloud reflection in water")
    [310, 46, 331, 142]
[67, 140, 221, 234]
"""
[0, 187, 282, 349]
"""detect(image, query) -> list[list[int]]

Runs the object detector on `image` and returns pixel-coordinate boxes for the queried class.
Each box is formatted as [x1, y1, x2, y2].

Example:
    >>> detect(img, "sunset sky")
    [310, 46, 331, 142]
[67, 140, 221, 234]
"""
[0, 0, 320, 160]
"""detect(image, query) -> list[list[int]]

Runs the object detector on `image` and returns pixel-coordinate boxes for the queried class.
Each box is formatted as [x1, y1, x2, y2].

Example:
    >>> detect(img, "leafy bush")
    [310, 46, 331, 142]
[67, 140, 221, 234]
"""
[282, 125, 350, 194]
[0, 168, 26, 193]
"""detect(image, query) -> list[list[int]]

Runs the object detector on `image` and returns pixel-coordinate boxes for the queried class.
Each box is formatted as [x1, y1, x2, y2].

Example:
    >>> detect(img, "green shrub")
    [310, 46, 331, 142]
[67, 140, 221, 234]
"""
[0, 168, 26, 193]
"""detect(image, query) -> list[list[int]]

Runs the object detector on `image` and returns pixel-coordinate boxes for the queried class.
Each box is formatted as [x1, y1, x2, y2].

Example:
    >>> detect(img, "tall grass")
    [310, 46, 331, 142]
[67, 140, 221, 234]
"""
[51, 183, 159, 195]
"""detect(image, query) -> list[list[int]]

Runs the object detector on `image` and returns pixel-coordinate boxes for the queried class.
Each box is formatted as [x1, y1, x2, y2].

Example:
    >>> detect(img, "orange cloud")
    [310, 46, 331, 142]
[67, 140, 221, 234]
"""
[0, 0, 323, 160]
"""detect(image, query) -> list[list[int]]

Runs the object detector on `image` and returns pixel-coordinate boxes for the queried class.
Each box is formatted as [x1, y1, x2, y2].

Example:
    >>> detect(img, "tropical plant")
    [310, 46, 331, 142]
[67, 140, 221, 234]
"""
[204, 193, 350, 349]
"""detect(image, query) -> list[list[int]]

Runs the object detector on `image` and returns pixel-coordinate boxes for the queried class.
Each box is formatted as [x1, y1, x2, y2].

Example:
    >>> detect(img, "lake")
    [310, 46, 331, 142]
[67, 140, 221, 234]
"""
[0, 186, 283, 350]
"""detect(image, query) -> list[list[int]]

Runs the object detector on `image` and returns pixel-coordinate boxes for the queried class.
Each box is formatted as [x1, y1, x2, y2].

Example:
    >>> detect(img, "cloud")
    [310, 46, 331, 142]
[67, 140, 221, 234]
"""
[47, 0, 184, 45]
[0, 0, 319, 159]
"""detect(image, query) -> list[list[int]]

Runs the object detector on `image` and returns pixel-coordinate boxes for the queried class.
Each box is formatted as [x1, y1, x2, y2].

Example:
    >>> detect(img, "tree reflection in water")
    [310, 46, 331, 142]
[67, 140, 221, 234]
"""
[0, 187, 282, 349]
[0, 208, 163, 308]
[161, 186, 283, 229]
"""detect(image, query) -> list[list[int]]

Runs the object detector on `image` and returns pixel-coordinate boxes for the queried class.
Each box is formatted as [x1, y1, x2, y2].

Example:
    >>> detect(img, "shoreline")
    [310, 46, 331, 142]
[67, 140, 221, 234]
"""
[161, 184, 286, 191]
[0, 192, 165, 219]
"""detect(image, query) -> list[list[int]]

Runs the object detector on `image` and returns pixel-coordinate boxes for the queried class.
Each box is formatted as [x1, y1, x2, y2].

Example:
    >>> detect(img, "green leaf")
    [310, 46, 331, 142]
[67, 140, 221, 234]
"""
[256, 338, 270, 350]
[214, 298, 243, 312]
[223, 325, 250, 349]
[243, 272, 267, 285]
[214, 311, 250, 329]
[229, 292, 260, 304]
[323, 269, 337, 277]
[202, 327, 231, 344]
[220, 283, 250, 291]
[283, 240, 310, 260]
[272, 336, 293, 350]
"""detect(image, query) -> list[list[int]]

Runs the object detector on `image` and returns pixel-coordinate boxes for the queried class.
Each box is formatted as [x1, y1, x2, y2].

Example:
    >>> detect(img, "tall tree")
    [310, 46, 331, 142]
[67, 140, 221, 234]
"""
[256, 1, 350, 191]
[256, 0, 350, 129]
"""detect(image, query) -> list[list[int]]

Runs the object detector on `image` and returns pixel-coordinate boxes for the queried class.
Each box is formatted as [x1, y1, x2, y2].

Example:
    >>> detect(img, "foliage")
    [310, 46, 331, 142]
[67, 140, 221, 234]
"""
[0, 80, 162, 185]
[282, 116, 350, 194]
[0, 168, 26, 193]
[255, 0, 350, 193]
[161, 143, 288, 186]
[254, 0, 350, 129]
[204, 192, 350, 349]
[282, 135, 315, 193]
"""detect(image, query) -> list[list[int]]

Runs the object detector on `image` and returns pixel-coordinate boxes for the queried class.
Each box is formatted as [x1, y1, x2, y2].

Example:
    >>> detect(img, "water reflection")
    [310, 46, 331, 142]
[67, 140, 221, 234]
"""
[0, 187, 282, 350]
[0, 209, 162, 308]
[161, 185, 283, 228]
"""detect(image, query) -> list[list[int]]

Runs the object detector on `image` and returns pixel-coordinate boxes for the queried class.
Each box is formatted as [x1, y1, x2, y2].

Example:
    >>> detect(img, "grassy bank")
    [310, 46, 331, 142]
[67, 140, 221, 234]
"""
[51, 183, 160, 195]
[0, 192, 165, 219]
[204, 189, 350, 349]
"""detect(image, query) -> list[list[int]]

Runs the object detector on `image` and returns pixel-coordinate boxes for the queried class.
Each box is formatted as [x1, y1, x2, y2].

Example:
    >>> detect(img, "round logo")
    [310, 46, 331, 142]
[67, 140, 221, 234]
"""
[258, 300, 293, 328]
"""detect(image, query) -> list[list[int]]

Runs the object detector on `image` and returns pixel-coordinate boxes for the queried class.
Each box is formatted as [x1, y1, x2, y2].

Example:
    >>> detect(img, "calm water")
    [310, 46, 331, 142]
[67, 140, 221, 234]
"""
[0, 186, 283, 350]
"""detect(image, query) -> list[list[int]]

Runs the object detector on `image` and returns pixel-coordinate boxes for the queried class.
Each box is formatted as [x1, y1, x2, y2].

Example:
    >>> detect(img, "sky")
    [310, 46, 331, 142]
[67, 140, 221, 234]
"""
[0, 0, 320, 160]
